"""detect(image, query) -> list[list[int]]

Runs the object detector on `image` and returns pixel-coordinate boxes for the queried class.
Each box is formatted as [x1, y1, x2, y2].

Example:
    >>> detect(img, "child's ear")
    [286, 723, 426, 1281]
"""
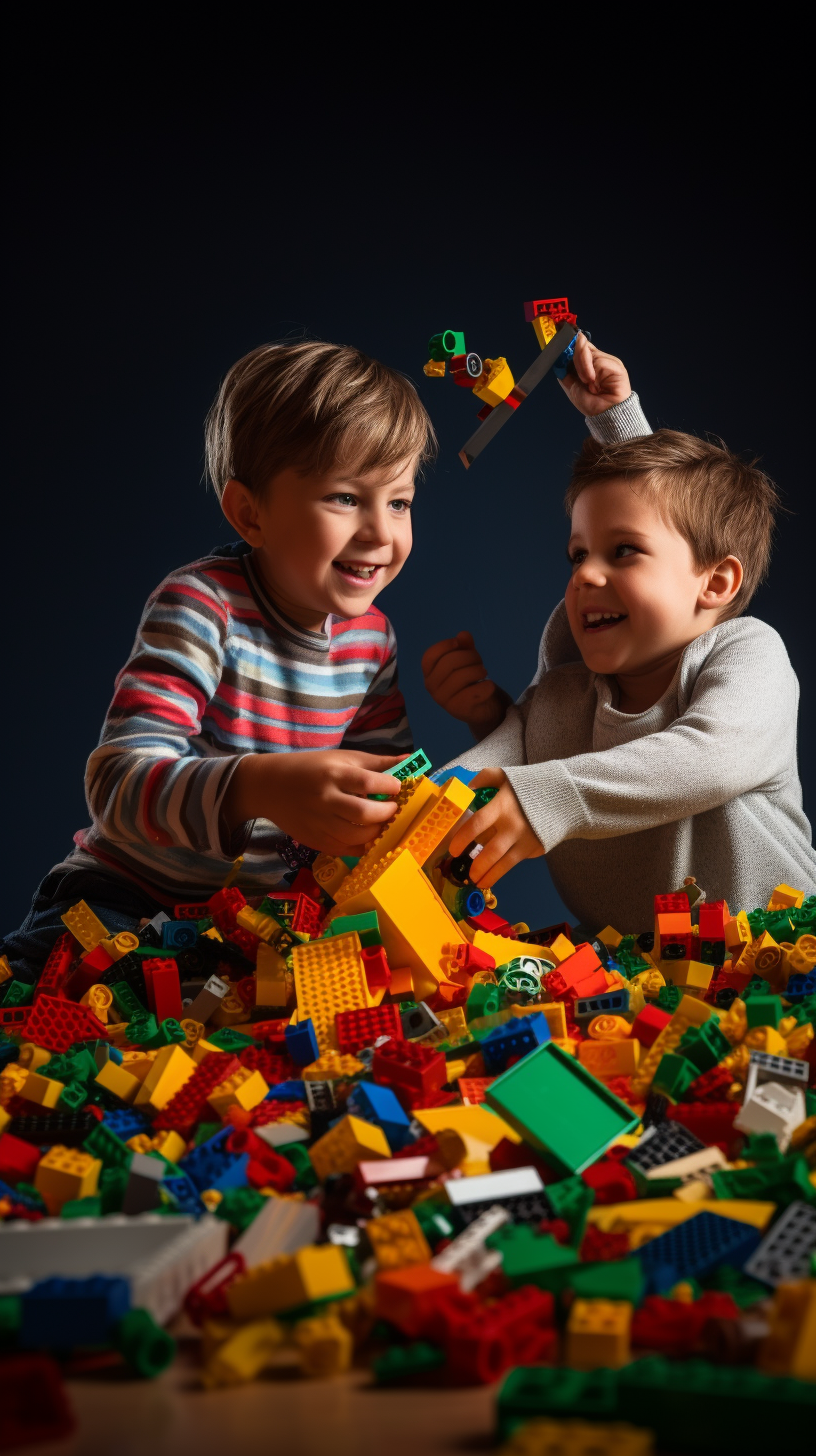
[699, 555, 743, 612]
[221, 478, 264, 546]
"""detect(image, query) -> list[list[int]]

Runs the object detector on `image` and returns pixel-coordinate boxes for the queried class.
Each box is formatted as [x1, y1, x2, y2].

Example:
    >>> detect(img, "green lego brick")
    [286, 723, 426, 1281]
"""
[115, 1308, 176, 1378]
[652, 1052, 698, 1102]
[111, 981, 146, 1019]
[1, 979, 34, 1008]
[215, 1187, 266, 1232]
[369, 748, 432, 799]
[373, 1341, 446, 1382]
[712, 1154, 815, 1209]
[85, 1122, 133, 1171]
[412, 1199, 457, 1246]
[544, 1176, 595, 1247]
[278, 1142, 318, 1190]
[498, 1366, 619, 1437]
[677, 1020, 731, 1072]
[206, 1027, 255, 1052]
[98, 1165, 130, 1213]
[744, 994, 783, 1028]
[125, 1013, 159, 1046]
[704, 1264, 772, 1308]
[141, 1017, 187, 1049]
[485, 1224, 580, 1294]
[0, 1295, 22, 1336]
[60, 1195, 103, 1219]
[325, 911, 382, 947]
[656, 983, 683, 1014]
[566, 1257, 646, 1304]
[427, 330, 466, 362]
[740, 1132, 785, 1164]
[485, 1042, 639, 1175]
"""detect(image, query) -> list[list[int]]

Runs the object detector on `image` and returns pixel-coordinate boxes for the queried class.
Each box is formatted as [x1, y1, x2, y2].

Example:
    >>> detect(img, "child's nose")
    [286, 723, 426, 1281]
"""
[574, 557, 606, 587]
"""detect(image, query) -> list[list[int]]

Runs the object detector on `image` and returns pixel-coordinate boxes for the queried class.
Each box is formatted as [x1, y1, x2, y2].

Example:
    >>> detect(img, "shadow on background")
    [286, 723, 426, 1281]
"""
[4, 72, 812, 932]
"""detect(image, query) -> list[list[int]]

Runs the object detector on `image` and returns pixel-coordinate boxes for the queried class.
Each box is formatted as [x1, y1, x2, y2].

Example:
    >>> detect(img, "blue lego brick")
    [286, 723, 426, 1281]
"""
[285, 1018, 319, 1067]
[103, 1108, 152, 1140]
[636, 1211, 762, 1294]
[266, 1081, 306, 1101]
[180, 1127, 249, 1193]
[428, 765, 479, 786]
[161, 920, 199, 950]
[20, 1275, 130, 1348]
[162, 1174, 208, 1218]
[575, 988, 630, 1021]
[784, 970, 816, 1001]
[347, 1081, 412, 1148]
[552, 335, 578, 380]
[482, 1012, 551, 1075]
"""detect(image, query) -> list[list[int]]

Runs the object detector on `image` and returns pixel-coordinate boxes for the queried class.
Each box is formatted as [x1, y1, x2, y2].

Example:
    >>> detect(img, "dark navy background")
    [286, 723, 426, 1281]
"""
[5, 76, 811, 931]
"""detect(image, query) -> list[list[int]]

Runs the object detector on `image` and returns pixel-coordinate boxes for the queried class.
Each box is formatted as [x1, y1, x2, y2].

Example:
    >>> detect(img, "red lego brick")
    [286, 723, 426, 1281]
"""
[580, 1225, 631, 1263]
[174, 902, 211, 919]
[152, 1051, 240, 1135]
[558, 943, 603, 990]
[226, 1128, 297, 1192]
[444, 944, 496, 978]
[286, 867, 326, 905]
[0, 1006, 31, 1036]
[660, 932, 694, 959]
[459, 1077, 495, 1105]
[523, 297, 570, 323]
[208, 887, 247, 929]
[504, 388, 524, 411]
[360, 944, 391, 991]
[465, 909, 514, 936]
[184, 1251, 246, 1327]
[698, 900, 729, 940]
[34, 933, 77, 1002]
[666, 1101, 740, 1157]
[687, 1065, 733, 1102]
[406, 1087, 460, 1112]
[238, 1046, 291, 1083]
[141, 958, 183, 1023]
[247, 1099, 307, 1127]
[0, 1353, 76, 1446]
[655, 893, 690, 916]
[631, 1005, 672, 1047]
[375, 1265, 461, 1338]
[0, 1129, 42, 1185]
[632, 1291, 740, 1356]
[538, 1218, 572, 1246]
[23, 994, 109, 1053]
[335, 1003, 403, 1054]
[250, 1018, 290, 1047]
[581, 1156, 638, 1204]
[445, 1285, 556, 1383]
[372, 1040, 446, 1097]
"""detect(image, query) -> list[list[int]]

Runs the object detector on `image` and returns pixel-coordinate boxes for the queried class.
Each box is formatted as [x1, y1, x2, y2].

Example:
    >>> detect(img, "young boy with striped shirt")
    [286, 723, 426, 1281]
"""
[2, 342, 435, 972]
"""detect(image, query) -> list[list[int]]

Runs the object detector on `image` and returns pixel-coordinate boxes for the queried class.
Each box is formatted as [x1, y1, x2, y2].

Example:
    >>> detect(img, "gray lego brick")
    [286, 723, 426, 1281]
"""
[743, 1201, 816, 1286]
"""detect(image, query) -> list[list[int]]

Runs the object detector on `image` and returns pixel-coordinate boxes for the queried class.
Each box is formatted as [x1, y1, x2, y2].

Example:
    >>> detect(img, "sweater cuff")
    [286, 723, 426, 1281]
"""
[585, 392, 651, 443]
[503, 760, 589, 854]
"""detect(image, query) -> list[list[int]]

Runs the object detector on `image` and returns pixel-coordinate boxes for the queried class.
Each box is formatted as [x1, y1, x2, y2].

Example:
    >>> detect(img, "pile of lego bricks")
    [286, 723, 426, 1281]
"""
[0, 761, 815, 1453]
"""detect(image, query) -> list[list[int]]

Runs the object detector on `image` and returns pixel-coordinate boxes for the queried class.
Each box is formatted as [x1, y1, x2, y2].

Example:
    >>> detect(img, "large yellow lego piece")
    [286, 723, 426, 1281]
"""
[758, 1280, 816, 1380]
[565, 1299, 633, 1370]
[531, 314, 558, 349]
[579, 1040, 640, 1078]
[472, 930, 555, 969]
[294, 1314, 353, 1377]
[202, 1318, 285, 1388]
[414, 1103, 522, 1147]
[208, 1066, 270, 1117]
[588, 1198, 776, 1234]
[630, 994, 715, 1097]
[366, 1209, 431, 1270]
[21, 1070, 65, 1109]
[332, 777, 439, 905]
[767, 883, 805, 911]
[134, 1044, 196, 1111]
[94, 1059, 140, 1103]
[333, 777, 473, 906]
[292, 930, 370, 1055]
[60, 900, 109, 952]
[255, 941, 293, 1006]
[309, 1114, 390, 1180]
[227, 1244, 354, 1319]
[35, 1145, 102, 1214]
[660, 959, 714, 993]
[474, 357, 515, 407]
[330, 851, 466, 1003]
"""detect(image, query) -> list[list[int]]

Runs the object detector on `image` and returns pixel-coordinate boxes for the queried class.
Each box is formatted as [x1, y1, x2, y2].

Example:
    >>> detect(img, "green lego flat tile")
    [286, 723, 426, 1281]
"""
[485, 1042, 639, 1175]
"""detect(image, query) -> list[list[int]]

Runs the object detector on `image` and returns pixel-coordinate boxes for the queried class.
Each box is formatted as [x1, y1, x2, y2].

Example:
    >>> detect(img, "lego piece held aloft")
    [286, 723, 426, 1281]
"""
[523, 297, 572, 324]
[449, 353, 484, 387]
[427, 330, 465, 362]
[473, 357, 515, 408]
[459, 321, 578, 468]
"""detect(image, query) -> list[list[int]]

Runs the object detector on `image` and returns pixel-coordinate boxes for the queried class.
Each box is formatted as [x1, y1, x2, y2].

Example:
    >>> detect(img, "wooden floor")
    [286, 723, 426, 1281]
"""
[22, 1349, 497, 1456]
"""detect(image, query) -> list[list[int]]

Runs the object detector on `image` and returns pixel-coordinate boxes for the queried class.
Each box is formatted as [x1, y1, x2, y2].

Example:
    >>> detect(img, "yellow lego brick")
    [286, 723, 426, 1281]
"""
[531, 314, 558, 349]
[660, 959, 714, 992]
[207, 1066, 270, 1117]
[134, 1044, 196, 1111]
[414, 1103, 522, 1147]
[292, 930, 370, 1055]
[332, 776, 440, 905]
[310, 1114, 390, 1180]
[744, 1025, 788, 1056]
[227, 1244, 354, 1319]
[725, 910, 752, 955]
[120, 1048, 158, 1082]
[255, 941, 293, 1006]
[94, 1059, 141, 1104]
[0, 956, 13, 985]
[513, 1001, 568, 1040]
[759, 1280, 816, 1380]
[472, 930, 554, 969]
[0, 1106, 9, 1135]
[579, 1040, 640, 1078]
[437, 1007, 469, 1045]
[546, 933, 576, 965]
[500, 1418, 654, 1456]
[366, 1209, 431, 1270]
[21, 1070, 65, 1109]
[17, 1043, 52, 1073]
[192, 1036, 223, 1065]
[588, 1198, 776, 1234]
[630, 994, 715, 1097]
[423, 358, 446, 378]
[302, 1051, 366, 1081]
[152, 1129, 187, 1163]
[787, 937, 816, 974]
[473, 356, 515, 407]
[60, 900, 109, 952]
[311, 852, 351, 899]
[80, 984, 114, 1024]
[767, 883, 805, 912]
[211, 990, 247, 1027]
[35, 1145, 102, 1214]
[565, 1298, 632, 1370]
[596, 926, 623, 951]
[786, 1024, 815, 1062]
[294, 1313, 353, 1377]
[100, 931, 141, 961]
[202, 1317, 285, 1388]
[331, 851, 466, 1003]
[236, 905, 280, 942]
[0, 1064, 29, 1106]
[587, 1015, 631, 1041]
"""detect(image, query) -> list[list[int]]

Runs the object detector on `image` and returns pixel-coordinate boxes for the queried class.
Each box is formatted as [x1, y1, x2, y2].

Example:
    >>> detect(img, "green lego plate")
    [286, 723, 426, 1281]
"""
[485, 1042, 639, 1175]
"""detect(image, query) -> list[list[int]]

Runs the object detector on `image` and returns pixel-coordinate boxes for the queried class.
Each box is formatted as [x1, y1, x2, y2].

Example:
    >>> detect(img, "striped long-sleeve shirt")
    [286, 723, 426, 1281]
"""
[58, 541, 412, 901]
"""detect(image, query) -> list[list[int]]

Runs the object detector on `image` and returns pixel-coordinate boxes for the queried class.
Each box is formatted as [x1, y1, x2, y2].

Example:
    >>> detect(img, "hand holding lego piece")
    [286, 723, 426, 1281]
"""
[448, 767, 544, 888]
[421, 632, 512, 739]
[558, 334, 632, 416]
[222, 749, 403, 856]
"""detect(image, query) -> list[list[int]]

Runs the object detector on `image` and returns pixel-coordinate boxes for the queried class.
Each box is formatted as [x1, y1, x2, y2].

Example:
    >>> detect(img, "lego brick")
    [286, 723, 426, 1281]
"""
[227, 1243, 353, 1319]
[335, 1002, 403, 1054]
[445, 1167, 550, 1226]
[0, 1353, 76, 1446]
[292, 930, 370, 1055]
[485, 1222, 580, 1293]
[758, 1279, 816, 1379]
[20, 1273, 130, 1348]
[34, 1146, 102, 1214]
[636, 1211, 761, 1293]
[459, 322, 578, 468]
[233, 1197, 320, 1269]
[430, 1204, 509, 1290]
[23, 995, 109, 1054]
[60, 901, 109, 952]
[207, 1065, 269, 1117]
[310, 1114, 390, 1179]
[743, 1201, 816, 1286]
[366, 1209, 431, 1270]
[472, 930, 554, 969]
[565, 1298, 633, 1370]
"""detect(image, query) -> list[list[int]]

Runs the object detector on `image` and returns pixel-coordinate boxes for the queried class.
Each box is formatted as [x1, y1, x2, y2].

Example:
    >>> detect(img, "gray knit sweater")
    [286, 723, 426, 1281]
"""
[448, 395, 816, 933]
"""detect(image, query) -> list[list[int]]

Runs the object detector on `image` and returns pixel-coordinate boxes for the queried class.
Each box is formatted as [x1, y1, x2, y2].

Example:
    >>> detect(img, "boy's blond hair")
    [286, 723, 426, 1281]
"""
[565, 429, 780, 619]
[205, 341, 436, 498]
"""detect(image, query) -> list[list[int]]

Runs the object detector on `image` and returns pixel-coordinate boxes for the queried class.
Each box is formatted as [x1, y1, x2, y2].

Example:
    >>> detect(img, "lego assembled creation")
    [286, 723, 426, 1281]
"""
[0, 752, 815, 1449]
[422, 297, 581, 467]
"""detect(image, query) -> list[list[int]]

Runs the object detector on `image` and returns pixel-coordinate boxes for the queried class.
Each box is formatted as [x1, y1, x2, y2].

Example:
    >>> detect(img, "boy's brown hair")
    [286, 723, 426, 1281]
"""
[565, 429, 781, 619]
[205, 341, 436, 498]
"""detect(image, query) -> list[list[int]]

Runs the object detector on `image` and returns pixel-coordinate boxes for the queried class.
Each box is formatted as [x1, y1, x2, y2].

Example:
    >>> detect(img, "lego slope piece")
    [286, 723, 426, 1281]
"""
[291, 931, 371, 1055]
[486, 1043, 638, 1175]
[331, 849, 466, 1002]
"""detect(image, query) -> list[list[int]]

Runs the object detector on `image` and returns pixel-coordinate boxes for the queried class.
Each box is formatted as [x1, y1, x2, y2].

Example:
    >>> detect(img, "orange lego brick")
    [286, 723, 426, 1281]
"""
[366, 1209, 431, 1270]
[565, 1298, 633, 1369]
[309, 1114, 390, 1180]
[34, 1145, 102, 1214]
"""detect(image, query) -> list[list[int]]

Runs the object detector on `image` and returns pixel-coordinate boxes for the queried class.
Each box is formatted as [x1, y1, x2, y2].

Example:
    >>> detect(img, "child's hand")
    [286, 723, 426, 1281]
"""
[223, 749, 403, 856]
[559, 334, 632, 417]
[448, 767, 544, 888]
[422, 632, 512, 738]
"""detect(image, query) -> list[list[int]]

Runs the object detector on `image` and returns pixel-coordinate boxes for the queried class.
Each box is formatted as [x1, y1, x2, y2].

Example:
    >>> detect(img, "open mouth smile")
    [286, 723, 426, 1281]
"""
[582, 611, 627, 633]
[332, 561, 386, 586]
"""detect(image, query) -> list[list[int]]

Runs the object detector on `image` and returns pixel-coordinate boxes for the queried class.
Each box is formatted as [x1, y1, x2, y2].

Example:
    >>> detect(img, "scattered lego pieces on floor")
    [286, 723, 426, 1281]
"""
[0, 762, 815, 1450]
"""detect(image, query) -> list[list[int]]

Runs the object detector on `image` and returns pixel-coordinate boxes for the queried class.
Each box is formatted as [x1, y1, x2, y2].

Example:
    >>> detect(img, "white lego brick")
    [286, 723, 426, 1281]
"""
[233, 1197, 320, 1269]
[445, 1167, 544, 1208]
[255, 1122, 310, 1150]
[0, 1213, 228, 1324]
[744, 1051, 809, 1102]
[431, 1203, 509, 1291]
[645, 1146, 728, 1182]
[734, 1081, 807, 1153]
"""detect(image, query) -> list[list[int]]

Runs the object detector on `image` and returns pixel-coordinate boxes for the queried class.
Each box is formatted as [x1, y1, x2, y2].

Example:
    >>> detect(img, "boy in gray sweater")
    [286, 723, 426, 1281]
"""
[423, 336, 816, 932]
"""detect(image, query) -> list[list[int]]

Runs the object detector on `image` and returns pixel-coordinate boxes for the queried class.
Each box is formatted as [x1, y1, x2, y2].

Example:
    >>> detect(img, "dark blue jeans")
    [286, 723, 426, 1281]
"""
[1, 868, 171, 979]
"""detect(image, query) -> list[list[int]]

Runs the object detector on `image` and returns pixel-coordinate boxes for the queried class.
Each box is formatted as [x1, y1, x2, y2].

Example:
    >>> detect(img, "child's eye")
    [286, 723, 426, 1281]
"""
[327, 493, 357, 507]
[568, 548, 587, 567]
[615, 542, 640, 558]
[389, 498, 413, 514]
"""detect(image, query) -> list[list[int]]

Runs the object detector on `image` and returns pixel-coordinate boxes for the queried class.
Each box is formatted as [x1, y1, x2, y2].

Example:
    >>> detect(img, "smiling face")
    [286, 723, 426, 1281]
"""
[564, 477, 741, 707]
[221, 458, 416, 630]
